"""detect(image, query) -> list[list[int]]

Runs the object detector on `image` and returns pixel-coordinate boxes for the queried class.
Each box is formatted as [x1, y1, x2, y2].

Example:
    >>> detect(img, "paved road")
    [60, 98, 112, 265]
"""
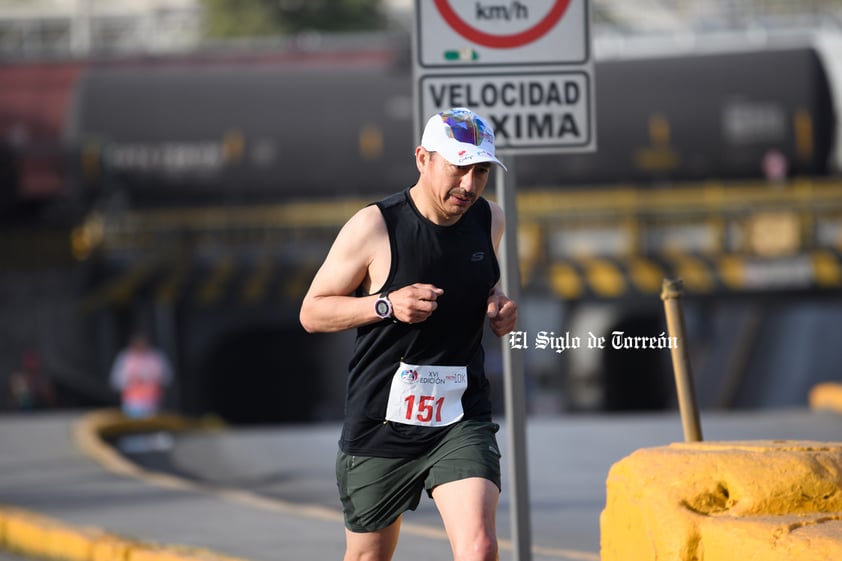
[125, 408, 842, 557]
[3, 408, 842, 561]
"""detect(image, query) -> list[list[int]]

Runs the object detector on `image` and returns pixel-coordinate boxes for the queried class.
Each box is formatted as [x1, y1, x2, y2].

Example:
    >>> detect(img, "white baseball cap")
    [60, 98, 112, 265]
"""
[420, 108, 507, 171]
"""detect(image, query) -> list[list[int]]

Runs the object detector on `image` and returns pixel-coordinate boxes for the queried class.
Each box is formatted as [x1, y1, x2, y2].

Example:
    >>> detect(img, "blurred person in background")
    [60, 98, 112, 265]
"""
[300, 108, 517, 561]
[110, 333, 173, 418]
[8, 349, 56, 411]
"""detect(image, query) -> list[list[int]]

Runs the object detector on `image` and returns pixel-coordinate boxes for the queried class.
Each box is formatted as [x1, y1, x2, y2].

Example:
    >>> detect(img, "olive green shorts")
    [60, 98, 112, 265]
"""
[336, 420, 501, 533]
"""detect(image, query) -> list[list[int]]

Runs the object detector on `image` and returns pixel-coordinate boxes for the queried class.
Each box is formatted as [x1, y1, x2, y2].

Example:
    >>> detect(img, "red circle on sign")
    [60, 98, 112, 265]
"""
[433, 0, 572, 49]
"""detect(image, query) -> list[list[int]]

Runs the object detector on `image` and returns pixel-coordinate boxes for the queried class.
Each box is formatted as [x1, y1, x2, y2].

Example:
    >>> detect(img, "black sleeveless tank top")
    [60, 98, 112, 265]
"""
[339, 188, 500, 457]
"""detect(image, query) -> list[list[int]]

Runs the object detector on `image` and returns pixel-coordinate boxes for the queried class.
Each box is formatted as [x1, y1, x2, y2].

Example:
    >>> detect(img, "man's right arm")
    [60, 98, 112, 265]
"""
[300, 204, 445, 332]
[299, 205, 386, 333]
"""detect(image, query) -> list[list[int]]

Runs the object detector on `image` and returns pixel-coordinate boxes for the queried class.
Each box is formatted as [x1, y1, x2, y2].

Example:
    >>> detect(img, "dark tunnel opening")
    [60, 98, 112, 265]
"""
[202, 326, 324, 425]
[601, 313, 675, 411]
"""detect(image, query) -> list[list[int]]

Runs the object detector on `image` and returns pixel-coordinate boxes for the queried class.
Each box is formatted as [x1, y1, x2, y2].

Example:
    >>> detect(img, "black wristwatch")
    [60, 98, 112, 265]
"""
[374, 293, 393, 319]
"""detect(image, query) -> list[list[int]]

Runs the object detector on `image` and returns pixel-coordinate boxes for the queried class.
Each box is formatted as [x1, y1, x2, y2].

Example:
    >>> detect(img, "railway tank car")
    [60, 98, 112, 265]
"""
[2, 35, 841, 214]
[58, 39, 840, 210]
[0, 60, 85, 217]
[525, 42, 837, 187]
[65, 54, 418, 206]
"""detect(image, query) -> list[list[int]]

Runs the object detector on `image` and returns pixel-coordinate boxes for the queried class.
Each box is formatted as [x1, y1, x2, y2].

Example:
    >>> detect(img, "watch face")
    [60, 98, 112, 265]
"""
[375, 298, 391, 318]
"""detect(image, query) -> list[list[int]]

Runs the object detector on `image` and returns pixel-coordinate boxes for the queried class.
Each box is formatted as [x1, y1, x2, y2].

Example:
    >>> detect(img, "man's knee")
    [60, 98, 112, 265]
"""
[344, 551, 393, 561]
[343, 520, 401, 561]
[344, 542, 397, 561]
[452, 532, 498, 561]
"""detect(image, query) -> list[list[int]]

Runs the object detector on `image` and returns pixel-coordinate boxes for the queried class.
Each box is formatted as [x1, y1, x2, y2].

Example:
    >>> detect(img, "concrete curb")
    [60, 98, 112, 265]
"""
[72, 409, 226, 493]
[0, 409, 249, 561]
[600, 440, 842, 561]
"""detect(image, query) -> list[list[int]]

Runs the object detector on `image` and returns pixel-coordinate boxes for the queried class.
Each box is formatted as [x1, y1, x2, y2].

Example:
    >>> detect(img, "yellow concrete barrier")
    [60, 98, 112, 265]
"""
[91, 535, 139, 561]
[809, 382, 842, 414]
[600, 440, 842, 561]
[0, 505, 252, 561]
[1, 507, 101, 561]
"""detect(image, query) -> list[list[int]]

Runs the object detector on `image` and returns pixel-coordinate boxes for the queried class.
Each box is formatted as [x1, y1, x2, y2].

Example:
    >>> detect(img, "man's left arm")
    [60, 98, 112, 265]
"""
[486, 200, 518, 337]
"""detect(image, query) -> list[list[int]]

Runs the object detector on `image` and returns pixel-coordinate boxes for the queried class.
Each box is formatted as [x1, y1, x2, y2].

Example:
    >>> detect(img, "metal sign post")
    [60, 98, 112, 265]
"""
[496, 157, 533, 561]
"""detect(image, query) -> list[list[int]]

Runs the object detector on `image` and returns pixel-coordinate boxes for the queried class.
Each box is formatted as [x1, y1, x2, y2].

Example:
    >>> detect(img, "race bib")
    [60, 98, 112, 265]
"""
[384, 362, 467, 427]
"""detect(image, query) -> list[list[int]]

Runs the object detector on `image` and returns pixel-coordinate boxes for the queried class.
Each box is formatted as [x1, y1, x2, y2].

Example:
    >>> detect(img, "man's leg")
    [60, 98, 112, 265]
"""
[344, 517, 402, 561]
[432, 477, 500, 561]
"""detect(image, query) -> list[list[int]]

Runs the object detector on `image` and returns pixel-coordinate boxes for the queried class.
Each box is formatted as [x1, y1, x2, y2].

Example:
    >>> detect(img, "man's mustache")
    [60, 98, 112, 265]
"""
[448, 189, 476, 200]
